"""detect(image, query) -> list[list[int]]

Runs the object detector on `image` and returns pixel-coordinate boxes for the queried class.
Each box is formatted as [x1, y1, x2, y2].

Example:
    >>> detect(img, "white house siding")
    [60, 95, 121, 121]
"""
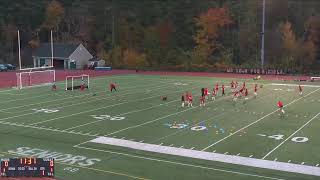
[68, 44, 93, 69]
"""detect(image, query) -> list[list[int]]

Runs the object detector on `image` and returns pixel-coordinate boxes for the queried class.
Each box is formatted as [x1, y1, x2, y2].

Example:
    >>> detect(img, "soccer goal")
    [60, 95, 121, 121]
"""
[16, 69, 56, 89]
[65, 74, 90, 91]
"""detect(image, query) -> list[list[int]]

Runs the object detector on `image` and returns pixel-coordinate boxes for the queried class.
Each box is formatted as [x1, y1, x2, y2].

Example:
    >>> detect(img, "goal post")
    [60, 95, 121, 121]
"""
[16, 69, 56, 89]
[65, 74, 90, 91]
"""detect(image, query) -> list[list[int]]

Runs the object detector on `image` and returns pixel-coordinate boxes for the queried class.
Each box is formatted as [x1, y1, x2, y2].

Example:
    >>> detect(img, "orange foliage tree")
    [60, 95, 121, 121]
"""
[279, 21, 299, 67]
[193, 7, 233, 64]
[123, 49, 147, 69]
[42, 0, 65, 30]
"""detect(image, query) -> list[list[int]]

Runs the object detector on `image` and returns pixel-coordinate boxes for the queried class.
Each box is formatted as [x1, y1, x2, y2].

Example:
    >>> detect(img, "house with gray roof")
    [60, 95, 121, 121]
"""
[32, 43, 93, 69]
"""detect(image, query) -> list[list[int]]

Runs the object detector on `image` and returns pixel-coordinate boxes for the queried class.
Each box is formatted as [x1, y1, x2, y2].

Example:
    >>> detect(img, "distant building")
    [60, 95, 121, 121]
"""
[32, 43, 93, 69]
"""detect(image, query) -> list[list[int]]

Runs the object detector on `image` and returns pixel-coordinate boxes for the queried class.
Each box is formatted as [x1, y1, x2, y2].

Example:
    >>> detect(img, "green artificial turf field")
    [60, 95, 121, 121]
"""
[0, 74, 319, 180]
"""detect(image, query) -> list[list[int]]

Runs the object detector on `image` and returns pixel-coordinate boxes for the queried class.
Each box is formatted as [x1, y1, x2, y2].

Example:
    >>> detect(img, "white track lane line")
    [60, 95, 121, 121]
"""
[262, 112, 320, 159]
[201, 87, 320, 151]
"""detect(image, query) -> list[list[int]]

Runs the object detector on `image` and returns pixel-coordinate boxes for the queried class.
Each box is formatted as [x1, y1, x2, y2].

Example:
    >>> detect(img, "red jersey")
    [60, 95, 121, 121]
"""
[212, 89, 216, 96]
[200, 96, 205, 102]
[239, 87, 244, 93]
[110, 83, 116, 89]
[245, 89, 248, 96]
[277, 101, 283, 108]
[254, 84, 258, 92]
[204, 88, 208, 95]
[188, 95, 193, 101]
[215, 84, 219, 91]
[243, 82, 246, 88]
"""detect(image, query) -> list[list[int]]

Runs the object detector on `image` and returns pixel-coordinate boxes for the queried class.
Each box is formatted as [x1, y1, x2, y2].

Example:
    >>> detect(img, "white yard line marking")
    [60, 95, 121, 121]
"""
[74, 144, 284, 180]
[201, 88, 320, 151]
[262, 112, 320, 159]
[150, 112, 226, 144]
[0, 120, 97, 137]
[29, 85, 188, 126]
[271, 83, 320, 88]
[0, 75, 137, 104]
[104, 93, 232, 137]
[0, 80, 172, 113]
[62, 89, 189, 131]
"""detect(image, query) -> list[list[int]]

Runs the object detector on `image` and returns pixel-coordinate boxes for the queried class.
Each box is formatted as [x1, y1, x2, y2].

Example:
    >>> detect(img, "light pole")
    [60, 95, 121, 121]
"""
[261, 0, 266, 69]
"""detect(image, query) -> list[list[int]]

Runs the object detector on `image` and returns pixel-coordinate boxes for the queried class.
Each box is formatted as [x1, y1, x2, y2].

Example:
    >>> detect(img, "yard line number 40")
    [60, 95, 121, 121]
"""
[257, 134, 309, 143]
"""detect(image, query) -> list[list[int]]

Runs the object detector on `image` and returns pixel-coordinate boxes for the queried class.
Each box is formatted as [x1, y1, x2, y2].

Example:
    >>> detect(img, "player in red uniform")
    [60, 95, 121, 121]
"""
[211, 89, 216, 101]
[243, 81, 246, 88]
[215, 83, 219, 94]
[52, 81, 57, 91]
[200, 96, 205, 107]
[244, 88, 248, 96]
[221, 84, 225, 96]
[298, 85, 303, 96]
[109, 83, 117, 92]
[254, 84, 258, 96]
[231, 81, 234, 89]
[181, 93, 186, 107]
[239, 86, 244, 96]
[233, 92, 239, 101]
[277, 101, 285, 114]
[204, 88, 209, 99]
[80, 79, 85, 91]
[188, 93, 193, 107]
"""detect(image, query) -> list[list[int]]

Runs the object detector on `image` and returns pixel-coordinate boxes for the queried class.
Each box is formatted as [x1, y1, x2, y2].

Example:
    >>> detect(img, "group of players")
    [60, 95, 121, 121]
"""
[52, 78, 304, 115]
[180, 81, 258, 108]
[180, 81, 304, 115]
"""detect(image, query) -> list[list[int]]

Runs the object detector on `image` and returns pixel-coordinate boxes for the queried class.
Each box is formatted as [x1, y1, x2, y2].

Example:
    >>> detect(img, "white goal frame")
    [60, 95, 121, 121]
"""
[65, 74, 90, 91]
[16, 69, 56, 89]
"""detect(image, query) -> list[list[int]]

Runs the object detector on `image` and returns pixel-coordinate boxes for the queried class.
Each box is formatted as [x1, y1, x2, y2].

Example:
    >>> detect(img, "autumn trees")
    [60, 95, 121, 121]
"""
[193, 7, 233, 65]
[0, 0, 319, 72]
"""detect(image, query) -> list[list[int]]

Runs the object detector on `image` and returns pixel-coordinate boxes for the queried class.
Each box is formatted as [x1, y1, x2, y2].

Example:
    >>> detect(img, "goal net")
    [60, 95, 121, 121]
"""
[16, 69, 56, 89]
[65, 74, 90, 91]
